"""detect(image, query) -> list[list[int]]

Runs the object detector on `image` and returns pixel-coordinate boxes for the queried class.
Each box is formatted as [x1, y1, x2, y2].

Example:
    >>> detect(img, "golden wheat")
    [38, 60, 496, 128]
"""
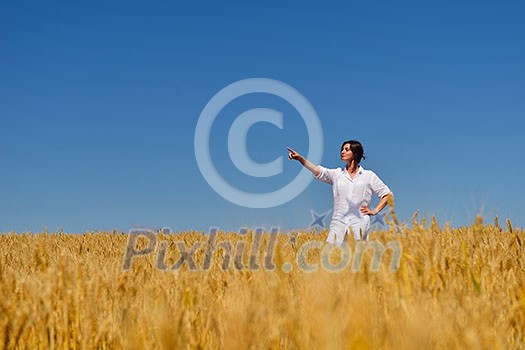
[0, 218, 524, 349]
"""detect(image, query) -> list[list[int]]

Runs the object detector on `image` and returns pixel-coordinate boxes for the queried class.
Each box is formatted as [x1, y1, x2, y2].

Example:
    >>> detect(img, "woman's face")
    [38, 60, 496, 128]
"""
[341, 143, 354, 162]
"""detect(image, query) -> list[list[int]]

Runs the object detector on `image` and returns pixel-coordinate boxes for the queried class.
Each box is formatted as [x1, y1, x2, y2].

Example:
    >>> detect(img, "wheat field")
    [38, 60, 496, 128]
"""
[1, 216, 524, 349]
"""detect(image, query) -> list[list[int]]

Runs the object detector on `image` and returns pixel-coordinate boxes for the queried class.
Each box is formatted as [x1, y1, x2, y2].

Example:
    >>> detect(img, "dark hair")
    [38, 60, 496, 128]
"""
[341, 140, 366, 164]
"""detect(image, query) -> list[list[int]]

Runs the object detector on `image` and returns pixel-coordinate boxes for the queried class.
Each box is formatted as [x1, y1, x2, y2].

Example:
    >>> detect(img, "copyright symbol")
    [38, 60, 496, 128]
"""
[194, 78, 323, 208]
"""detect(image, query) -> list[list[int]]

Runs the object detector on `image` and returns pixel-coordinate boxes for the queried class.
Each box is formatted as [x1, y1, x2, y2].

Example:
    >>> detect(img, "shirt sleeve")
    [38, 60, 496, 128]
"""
[313, 165, 337, 185]
[370, 171, 391, 198]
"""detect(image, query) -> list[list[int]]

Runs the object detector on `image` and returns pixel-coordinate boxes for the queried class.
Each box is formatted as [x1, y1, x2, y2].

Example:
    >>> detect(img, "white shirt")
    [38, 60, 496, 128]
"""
[313, 165, 392, 243]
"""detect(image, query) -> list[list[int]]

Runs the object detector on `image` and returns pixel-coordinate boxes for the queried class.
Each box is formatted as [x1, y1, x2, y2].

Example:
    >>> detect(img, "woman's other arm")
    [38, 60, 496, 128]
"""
[360, 193, 392, 216]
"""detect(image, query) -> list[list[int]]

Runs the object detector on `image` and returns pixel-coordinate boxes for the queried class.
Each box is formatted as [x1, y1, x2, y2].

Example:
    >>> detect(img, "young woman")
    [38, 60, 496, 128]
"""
[287, 140, 392, 245]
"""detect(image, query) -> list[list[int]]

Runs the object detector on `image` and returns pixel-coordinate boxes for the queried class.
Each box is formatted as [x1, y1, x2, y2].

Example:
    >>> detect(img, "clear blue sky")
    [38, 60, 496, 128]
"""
[1, 0, 524, 233]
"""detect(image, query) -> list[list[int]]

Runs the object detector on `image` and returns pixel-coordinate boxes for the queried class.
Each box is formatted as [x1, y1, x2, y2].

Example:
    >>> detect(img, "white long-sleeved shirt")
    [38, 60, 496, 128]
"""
[314, 165, 391, 243]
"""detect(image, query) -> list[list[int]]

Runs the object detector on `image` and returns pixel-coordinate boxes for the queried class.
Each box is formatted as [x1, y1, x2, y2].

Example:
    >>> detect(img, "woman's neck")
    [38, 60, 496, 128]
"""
[346, 161, 359, 173]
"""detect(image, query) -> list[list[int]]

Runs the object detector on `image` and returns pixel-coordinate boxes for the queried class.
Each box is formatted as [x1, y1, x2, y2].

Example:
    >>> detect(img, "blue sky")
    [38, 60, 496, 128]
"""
[1, 0, 524, 233]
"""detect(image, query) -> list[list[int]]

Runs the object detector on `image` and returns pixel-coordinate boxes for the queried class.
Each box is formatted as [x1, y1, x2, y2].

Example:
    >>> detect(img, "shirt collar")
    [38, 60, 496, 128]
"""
[343, 165, 365, 174]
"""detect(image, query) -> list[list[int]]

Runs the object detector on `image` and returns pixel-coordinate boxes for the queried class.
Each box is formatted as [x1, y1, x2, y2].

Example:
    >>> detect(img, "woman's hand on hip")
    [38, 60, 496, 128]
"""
[360, 205, 376, 216]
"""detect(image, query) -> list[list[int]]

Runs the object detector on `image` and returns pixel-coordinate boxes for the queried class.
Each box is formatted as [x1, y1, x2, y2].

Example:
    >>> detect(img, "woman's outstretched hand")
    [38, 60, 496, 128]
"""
[287, 147, 321, 176]
[287, 147, 303, 161]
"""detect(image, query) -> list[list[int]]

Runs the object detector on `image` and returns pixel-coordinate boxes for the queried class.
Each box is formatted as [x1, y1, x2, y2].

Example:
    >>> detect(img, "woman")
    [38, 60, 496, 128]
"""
[287, 140, 392, 245]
